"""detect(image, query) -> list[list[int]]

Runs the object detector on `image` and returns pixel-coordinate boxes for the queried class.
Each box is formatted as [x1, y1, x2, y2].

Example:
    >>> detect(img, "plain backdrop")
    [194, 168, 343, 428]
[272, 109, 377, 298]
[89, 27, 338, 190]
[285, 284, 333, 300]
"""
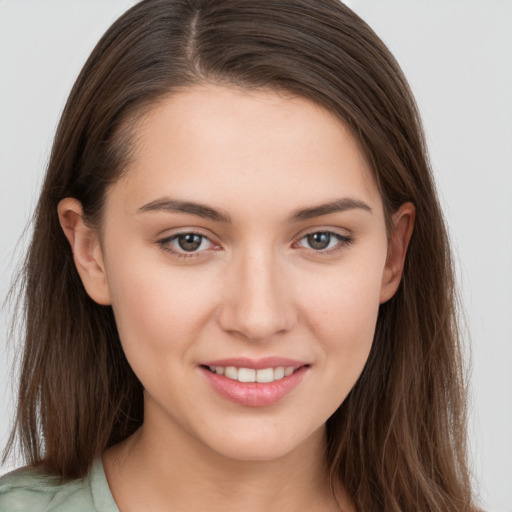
[1, 1, 511, 511]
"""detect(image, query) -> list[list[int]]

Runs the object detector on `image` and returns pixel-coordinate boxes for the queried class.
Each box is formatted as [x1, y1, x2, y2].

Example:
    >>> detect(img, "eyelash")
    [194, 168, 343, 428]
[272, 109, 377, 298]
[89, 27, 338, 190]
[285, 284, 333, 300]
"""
[293, 231, 354, 255]
[157, 232, 217, 260]
[157, 230, 353, 260]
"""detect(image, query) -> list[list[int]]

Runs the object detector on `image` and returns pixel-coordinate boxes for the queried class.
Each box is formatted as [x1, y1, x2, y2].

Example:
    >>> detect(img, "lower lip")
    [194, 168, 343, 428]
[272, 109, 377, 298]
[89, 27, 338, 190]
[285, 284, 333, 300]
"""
[200, 366, 308, 407]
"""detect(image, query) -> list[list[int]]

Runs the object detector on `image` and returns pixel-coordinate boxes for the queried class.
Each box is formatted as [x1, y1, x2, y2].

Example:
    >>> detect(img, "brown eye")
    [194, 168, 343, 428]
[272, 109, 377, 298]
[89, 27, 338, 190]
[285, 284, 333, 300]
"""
[177, 233, 203, 252]
[296, 231, 353, 253]
[158, 232, 215, 256]
[306, 232, 332, 250]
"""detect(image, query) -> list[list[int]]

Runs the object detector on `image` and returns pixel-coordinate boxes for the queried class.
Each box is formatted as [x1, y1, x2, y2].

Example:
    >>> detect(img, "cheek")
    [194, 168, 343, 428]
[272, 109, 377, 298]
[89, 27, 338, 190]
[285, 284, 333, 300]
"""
[320, 278, 379, 362]
[302, 246, 384, 326]
[296, 251, 386, 386]
[105, 249, 219, 375]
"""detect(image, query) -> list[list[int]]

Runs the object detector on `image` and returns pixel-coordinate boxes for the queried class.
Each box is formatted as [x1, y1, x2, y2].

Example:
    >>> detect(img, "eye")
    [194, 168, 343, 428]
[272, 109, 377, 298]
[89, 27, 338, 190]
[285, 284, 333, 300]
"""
[175, 233, 208, 252]
[158, 232, 216, 256]
[296, 231, 352, 252]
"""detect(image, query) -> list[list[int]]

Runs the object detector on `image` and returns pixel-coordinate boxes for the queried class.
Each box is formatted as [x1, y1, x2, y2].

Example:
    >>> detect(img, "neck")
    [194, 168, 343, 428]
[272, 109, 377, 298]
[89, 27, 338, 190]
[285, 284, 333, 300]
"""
[104, 414, 345, 512]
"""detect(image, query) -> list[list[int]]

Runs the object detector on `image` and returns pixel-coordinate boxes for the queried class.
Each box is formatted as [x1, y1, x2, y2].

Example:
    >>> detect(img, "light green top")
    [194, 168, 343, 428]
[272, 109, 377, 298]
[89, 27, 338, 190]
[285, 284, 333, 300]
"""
[0, 458, 119, 511]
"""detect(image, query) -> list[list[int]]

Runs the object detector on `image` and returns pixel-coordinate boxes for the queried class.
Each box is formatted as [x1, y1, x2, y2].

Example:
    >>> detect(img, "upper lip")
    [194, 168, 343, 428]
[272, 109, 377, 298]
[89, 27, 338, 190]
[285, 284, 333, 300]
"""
[200, 357, 309, 370]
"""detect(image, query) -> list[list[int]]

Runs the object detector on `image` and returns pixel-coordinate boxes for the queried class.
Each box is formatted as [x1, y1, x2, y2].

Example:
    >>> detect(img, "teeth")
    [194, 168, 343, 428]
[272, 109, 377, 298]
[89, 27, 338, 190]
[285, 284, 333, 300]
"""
[274, 367, 285, 380]
[256, 368, 274, 383]
[225, 366, 238, 380]
[208, 365, 297, 383]
[238, 368, 256, 382]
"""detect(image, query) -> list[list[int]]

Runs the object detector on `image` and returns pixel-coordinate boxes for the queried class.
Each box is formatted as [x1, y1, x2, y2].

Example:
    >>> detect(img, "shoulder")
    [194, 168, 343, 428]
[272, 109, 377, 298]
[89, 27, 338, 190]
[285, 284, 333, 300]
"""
[0, 460, 114, 512]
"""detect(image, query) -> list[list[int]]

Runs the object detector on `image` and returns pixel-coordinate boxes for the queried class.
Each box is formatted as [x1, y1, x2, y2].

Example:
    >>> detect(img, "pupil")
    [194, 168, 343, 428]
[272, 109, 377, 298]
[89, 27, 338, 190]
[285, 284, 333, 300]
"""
[308, 232, 330, 250]
[178, 234, 202, 251]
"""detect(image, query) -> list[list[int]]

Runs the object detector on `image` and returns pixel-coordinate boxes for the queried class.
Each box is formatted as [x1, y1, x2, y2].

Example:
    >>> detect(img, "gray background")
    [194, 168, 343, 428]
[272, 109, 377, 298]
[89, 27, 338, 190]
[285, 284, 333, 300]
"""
[1, 1, 511, 510]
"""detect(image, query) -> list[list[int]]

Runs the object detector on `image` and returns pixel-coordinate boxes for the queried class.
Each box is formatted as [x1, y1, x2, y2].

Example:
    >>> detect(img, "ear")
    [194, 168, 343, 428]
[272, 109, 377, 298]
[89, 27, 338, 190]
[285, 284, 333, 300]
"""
[58, 198, 111, 305]
[379, 202, 415, 304]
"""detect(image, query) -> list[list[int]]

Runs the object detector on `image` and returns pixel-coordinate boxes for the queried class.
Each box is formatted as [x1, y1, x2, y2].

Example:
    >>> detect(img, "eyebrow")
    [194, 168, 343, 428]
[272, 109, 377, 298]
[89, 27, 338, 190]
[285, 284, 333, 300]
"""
[138, 198, 232, 223]
[137, 196, 372, 223]
[290, 197, 372, 222]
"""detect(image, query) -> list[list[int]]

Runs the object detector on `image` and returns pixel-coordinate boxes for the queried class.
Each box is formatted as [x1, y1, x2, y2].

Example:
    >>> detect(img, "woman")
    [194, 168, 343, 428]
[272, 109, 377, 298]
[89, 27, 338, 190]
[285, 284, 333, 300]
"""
[0, 0, 478, 510]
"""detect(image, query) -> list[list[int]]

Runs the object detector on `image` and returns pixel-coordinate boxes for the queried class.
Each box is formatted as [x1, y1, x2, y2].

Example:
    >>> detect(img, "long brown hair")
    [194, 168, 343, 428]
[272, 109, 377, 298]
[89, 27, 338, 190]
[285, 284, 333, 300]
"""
[4, 0, 476, 509]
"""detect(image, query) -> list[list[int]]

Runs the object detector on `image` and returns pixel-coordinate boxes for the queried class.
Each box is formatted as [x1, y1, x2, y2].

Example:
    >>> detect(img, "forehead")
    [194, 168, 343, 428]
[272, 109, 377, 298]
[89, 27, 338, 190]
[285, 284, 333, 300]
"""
[112, 85, 382, 217]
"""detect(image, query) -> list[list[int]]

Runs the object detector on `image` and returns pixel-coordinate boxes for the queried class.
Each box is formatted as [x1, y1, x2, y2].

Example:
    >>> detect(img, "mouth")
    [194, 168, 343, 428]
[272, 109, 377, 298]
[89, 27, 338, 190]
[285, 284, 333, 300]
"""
[201, 365, 305, 384]
[198, 359, 310, 407]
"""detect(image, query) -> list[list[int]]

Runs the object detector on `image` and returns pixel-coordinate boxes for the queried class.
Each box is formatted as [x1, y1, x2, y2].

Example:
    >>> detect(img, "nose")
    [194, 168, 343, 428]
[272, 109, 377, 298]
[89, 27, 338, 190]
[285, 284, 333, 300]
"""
[218, 248, 297, 342]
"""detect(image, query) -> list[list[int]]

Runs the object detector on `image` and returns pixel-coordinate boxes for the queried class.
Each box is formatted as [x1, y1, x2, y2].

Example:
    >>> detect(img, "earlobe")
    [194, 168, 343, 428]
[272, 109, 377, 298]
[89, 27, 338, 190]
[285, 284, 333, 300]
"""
[57, 198, 111, 305]
[379, 202, 415, 304]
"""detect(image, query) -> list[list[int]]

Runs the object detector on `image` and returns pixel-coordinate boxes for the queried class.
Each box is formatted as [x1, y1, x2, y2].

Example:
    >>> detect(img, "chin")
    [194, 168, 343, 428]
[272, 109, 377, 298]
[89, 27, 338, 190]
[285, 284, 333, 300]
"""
[195, 421, 325, 463]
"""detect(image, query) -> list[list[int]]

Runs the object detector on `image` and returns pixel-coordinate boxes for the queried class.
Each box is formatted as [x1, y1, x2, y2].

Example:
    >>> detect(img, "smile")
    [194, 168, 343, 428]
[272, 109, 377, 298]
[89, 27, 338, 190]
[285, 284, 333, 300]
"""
[199, 359, 309, 407]
[207, 366, 297, 383]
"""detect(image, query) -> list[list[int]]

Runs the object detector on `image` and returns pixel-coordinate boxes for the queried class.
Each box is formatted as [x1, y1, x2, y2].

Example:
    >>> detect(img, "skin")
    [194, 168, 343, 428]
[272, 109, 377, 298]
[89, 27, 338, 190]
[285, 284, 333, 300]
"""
[59, 85, 414, 512]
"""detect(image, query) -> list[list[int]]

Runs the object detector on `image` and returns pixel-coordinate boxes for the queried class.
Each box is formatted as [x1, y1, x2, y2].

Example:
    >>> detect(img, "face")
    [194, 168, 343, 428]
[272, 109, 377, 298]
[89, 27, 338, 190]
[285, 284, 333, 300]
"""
[61, 85, 412, 463]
